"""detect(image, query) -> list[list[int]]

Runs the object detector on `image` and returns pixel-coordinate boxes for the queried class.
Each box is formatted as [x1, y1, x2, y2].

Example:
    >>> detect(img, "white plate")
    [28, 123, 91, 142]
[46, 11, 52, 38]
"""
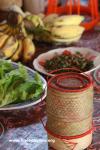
[52, 34, 82, 44]
[33, 47, 100, 76]
[0, 62, 47, 110]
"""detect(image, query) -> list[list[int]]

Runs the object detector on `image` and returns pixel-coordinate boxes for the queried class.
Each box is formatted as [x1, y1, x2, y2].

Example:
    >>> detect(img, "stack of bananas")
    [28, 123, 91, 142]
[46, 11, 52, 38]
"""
[6, 5, 85, 44]
[0, 12, 36, 62]
[0, 5, 85, 62]
[42, 14, 85, 43]
[25, 13, 85, 44]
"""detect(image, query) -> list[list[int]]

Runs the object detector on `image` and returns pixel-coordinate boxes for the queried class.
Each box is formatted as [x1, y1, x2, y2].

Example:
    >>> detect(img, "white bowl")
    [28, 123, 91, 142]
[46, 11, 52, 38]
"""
[33, 47, 100, 76]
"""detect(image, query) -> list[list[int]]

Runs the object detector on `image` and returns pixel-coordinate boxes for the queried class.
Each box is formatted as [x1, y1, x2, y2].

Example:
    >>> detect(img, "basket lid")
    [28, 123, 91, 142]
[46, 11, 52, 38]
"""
[48, 71, 93, 92]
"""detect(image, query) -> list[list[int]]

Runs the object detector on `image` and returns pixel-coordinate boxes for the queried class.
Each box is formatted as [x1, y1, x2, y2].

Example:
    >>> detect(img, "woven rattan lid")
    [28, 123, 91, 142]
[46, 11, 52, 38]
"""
[48, 71, 93, 92]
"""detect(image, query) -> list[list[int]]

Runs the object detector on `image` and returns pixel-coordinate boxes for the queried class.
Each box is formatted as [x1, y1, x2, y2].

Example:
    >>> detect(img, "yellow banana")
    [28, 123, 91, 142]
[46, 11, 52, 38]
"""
[2, 36, 15, 47]
[28, 34, 34, 40]
[11, 40, 22, 61]
[0, 34, 9, 49]
[11, 28, 17, 35]
[20, 22, 28, 37]
[3, 26, 13, 35]
[51, 26, 85, 39]
[43, 14, 58, 24]
[2, 39, 19, 58]
[0, 23, 9, 32]
[23, 37, 35, 62]
[0, 32, 4, 36]
[53, 15, 84, 26]
[17, 14, 23, 25]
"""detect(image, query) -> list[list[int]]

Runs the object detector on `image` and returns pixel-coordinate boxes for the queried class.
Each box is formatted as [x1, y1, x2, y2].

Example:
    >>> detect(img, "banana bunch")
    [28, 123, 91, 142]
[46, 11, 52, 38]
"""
[42, 14, 85, 43]
[23, 14, 52, 43]
[7, 5, 52, 43]
[0, 33, 36, 62]
[25, 14, 44, 28]
[24, 13, 85, 44]
[12, 37, 35, 62]
[0, 12, 36, 63]
[7, 5, 85, 44]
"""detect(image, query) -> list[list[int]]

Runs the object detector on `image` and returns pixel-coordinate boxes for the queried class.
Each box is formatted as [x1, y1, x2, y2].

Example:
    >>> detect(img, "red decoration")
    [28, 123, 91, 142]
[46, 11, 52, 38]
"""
[46, 0, 99, 30]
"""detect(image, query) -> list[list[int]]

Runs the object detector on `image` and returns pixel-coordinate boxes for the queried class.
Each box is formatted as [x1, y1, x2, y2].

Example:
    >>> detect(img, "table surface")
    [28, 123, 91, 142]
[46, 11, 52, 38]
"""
[0, 29, 100, 150]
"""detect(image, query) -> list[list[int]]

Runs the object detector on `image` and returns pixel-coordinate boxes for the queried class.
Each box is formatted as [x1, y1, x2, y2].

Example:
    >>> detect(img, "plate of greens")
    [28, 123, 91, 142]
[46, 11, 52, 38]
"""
[0, 60, 47, 110]
[33, 47, 100, 76]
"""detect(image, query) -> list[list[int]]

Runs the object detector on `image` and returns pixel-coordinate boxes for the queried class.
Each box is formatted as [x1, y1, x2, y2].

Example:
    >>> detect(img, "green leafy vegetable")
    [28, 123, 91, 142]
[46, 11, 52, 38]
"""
[0, 60, 13, 79]
[0, 60, 43, 107]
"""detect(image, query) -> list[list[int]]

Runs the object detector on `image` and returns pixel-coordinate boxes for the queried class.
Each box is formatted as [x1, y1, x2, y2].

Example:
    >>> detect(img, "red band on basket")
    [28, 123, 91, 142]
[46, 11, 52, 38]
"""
[56, 74, 87, 89]
[40, 117, 94, 150]
[45, 125, 94, 140]
[48, 72, 93, 93]
[40, 119, 78, 150]
[40, 118, 94, 140]
[47, 68, 93, 92]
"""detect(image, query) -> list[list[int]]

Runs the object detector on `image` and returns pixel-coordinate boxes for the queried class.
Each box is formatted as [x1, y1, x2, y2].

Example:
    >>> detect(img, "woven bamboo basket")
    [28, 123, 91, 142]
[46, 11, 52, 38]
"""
[47, 115, 92, 136]
[46, 70, 93, 150]
[47, 87, 93, 120]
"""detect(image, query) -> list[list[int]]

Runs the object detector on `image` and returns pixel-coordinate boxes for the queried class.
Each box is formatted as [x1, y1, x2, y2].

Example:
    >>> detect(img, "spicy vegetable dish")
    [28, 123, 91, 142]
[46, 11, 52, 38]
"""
[39, 50, 94, 72]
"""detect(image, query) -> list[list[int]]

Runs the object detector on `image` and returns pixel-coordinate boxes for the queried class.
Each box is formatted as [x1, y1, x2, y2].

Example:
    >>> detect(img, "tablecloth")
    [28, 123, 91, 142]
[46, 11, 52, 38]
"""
[0, 30, 100, 150]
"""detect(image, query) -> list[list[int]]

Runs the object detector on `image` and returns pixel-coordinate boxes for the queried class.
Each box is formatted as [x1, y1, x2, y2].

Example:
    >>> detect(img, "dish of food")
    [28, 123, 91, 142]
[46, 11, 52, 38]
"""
[33, 47, 100, 76]
[0, 60, 47, 110]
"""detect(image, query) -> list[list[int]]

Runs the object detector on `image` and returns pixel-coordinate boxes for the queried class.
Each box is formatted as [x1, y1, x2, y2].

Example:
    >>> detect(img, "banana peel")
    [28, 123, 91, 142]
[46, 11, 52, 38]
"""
[23, 37, 35, 62]
[11, 40, 22, 61]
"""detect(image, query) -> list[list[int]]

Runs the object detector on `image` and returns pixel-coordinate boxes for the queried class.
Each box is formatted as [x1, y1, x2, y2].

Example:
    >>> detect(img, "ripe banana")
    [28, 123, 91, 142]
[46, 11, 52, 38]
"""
[43, 14, 58, 24]
[0, 34, 9, 49]
[23, 37, 35, 62]
[17, 14, 23, 25]
[0, 23, 9, 32]
[51, 25, 85, 39]
[3, 26, 13, 35]
[2, 38, 19, 58]
[53, 15, 84, 26]
[28, 34, 34, 40]
[20, 22, 28, 37]
[11, 40, 22, 61]
[0, 32, 4, 36]
[2, 36, 15, 47]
